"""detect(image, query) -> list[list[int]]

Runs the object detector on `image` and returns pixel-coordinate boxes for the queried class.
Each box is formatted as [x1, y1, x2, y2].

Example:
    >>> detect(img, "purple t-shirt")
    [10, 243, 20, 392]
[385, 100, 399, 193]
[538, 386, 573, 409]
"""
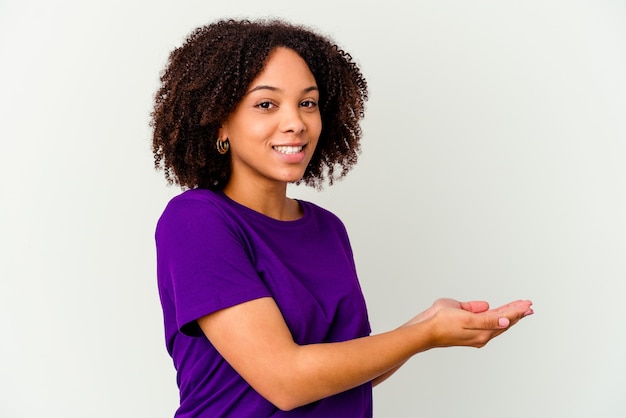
[155, 189, 372, 417]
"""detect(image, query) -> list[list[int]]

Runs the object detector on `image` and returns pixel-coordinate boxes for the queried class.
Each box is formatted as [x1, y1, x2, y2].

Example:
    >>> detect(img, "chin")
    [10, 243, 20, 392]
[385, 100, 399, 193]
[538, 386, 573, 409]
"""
[284, 177, 305, 184]
[277, 171, 307, 184]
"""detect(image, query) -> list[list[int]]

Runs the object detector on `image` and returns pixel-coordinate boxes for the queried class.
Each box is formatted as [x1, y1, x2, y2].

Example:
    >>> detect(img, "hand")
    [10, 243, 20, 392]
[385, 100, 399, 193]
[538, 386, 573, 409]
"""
[403, 298, 491, 327]
[426, 299, 534, 348]
[374, 298, 532, 387]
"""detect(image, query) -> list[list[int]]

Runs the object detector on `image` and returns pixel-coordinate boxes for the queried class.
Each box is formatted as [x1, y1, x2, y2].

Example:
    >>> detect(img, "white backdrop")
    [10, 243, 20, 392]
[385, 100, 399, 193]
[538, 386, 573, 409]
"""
[1, 1, 625, 417]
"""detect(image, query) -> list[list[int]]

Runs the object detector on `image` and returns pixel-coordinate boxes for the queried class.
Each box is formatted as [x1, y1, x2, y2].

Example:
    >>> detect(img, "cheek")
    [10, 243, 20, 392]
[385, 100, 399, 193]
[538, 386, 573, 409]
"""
[228, 118, 272, 142]
[308, 129, 321, 153]
[309, 114, 322, 138]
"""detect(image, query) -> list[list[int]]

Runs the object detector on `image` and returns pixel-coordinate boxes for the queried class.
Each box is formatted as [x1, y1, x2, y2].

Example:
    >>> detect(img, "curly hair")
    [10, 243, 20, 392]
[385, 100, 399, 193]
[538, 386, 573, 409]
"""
[151, 18, 368, 190]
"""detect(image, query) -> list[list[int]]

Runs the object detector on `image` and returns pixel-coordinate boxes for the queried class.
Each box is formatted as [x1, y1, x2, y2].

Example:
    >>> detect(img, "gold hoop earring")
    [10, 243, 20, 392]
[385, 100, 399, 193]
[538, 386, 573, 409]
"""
[216, 137, 230, 155]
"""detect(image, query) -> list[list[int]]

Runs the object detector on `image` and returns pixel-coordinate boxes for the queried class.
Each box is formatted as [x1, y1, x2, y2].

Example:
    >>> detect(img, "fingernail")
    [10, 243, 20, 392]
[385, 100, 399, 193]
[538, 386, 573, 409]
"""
[523, 309, 534, 317]
[498, 317, 510, 327]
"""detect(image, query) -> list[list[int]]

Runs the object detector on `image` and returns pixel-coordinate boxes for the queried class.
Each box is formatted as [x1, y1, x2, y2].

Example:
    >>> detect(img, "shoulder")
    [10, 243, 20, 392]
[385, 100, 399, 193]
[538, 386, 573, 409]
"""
[155, 189, 234, 240]
[159, 188, 228, 218]
[164, 188, 221, 209]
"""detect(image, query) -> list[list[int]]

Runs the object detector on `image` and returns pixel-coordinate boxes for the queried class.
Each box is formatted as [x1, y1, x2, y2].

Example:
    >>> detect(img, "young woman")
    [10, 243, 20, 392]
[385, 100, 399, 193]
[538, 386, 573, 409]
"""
[151, 18, 533, 417]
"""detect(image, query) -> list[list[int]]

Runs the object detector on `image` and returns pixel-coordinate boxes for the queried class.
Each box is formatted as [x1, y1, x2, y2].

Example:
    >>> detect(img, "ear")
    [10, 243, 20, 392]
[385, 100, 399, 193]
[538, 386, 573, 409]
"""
[218, 124, 228, 140]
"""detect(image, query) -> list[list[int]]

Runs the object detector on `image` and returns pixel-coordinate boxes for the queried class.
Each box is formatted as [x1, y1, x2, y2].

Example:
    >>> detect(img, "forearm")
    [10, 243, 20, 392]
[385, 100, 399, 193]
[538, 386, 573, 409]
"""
[371, 362, 406, 387]
[282, 298, 533, 401]
[200, 297, 532, 411]
[275, 323, 433, 409]
[370, 307, 436, 387]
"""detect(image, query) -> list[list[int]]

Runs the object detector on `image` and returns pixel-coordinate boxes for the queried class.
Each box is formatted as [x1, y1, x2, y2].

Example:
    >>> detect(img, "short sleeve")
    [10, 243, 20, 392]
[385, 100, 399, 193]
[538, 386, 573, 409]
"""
[155, 196, 271, 336]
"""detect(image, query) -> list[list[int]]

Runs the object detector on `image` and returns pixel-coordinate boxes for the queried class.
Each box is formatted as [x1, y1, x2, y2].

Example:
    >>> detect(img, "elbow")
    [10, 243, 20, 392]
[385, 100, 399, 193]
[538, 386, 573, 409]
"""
[249, 352, 324, 410]
[264, 391, 309, 412]
[259, 383, 318, 411]
[273, 399, 299, 412]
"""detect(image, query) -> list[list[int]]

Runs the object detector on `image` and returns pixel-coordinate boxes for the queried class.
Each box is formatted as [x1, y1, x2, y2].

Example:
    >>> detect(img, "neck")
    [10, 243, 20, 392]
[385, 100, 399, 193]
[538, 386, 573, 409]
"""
[223, 179, 301, 221]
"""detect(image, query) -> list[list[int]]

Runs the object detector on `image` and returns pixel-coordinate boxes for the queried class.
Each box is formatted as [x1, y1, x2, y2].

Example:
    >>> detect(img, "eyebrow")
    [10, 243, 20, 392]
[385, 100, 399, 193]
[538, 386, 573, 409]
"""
[247, 85, 319, 94]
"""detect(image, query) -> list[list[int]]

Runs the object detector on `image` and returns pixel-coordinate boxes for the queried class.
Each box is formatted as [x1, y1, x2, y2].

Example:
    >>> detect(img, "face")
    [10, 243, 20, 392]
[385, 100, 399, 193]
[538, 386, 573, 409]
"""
[220, 47, 322, 190]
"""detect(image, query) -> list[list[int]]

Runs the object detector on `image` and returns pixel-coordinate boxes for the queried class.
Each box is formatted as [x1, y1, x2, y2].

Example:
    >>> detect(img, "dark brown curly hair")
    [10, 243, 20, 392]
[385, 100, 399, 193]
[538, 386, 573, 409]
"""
[151, 18, 368, 190]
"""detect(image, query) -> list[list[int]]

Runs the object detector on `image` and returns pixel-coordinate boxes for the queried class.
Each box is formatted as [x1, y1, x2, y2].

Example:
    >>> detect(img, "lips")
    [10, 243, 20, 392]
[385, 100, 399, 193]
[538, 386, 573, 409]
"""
[272, 145, 305, 154]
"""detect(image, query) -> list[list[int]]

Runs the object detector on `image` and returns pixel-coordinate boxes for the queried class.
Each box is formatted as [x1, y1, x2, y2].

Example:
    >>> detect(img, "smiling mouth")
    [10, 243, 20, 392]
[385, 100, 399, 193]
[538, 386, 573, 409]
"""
[273, 145, 305, 154]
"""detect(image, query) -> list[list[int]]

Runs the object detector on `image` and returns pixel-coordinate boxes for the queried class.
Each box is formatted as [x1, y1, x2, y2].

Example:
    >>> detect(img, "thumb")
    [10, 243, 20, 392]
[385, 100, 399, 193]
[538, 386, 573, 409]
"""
[482, 315, 511, 329]
[476, 314, 510, 330]
[497, 317, 510, 328]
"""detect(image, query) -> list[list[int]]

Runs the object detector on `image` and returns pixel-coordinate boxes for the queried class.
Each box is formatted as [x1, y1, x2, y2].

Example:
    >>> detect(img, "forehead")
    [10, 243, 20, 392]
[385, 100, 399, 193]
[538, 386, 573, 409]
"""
[249, 47, 317, 88]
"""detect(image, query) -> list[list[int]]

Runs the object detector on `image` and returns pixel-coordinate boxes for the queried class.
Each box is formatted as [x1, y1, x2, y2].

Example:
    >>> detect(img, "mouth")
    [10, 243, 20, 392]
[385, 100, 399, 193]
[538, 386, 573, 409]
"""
[272, 145, 305, 155]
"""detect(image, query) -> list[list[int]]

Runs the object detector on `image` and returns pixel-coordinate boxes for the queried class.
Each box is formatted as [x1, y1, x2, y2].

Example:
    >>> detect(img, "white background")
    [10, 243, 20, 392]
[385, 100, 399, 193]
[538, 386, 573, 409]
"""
[1, 1, 625, 417]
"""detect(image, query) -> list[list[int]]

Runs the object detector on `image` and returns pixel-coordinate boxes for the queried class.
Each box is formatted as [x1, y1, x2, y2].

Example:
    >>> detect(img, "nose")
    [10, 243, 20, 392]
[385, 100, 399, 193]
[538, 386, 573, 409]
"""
[279, 105, 306, 134]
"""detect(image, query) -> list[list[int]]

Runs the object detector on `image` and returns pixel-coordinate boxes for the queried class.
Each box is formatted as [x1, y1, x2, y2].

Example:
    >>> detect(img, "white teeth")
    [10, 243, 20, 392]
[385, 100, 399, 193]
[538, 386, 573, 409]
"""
[273, 145, 303, 154]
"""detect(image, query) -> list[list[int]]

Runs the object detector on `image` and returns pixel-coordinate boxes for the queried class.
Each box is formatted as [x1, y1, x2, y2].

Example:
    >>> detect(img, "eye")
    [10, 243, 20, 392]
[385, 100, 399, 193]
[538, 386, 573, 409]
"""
[255, 100, 276, 110]
[300, 100, 318, 109]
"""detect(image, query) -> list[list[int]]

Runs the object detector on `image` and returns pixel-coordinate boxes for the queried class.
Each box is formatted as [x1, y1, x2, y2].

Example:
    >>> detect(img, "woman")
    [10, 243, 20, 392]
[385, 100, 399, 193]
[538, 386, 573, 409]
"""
[151, 18, 533, 417]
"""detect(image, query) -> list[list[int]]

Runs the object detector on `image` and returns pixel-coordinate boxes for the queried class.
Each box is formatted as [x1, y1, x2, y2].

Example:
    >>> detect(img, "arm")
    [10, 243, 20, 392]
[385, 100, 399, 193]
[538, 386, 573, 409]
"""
[371, 298, 496, 386]
[198, 296, 533, 411]
[370, 298, 533, 386]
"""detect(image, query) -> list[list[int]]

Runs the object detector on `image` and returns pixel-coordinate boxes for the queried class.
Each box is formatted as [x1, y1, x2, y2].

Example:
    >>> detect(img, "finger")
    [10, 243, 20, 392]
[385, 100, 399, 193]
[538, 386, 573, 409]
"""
[464, 313, 510, 331]
[491, 300, 533, 315]
[496, 303, 534, 328]
[459, 301, 490, 313]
